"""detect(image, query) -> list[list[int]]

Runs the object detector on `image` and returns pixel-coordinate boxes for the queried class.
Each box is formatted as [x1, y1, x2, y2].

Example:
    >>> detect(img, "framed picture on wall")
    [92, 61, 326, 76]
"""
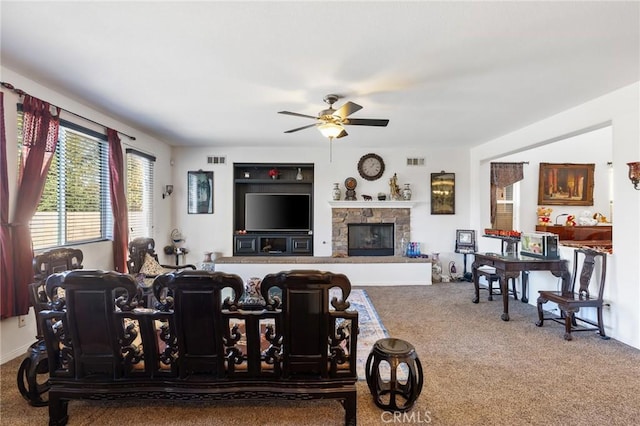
[537, 163, 594, 206]
[188, 170, 214, 214]
[431, 172, 455, 214]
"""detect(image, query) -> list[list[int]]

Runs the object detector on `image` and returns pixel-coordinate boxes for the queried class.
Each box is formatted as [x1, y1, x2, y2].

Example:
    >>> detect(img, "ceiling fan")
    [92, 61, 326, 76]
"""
[278, 94, 389, 140]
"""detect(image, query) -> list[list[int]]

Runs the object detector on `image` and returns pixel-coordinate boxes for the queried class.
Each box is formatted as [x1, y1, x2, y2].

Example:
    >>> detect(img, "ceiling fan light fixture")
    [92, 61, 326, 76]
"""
[318, 122, 344, 139]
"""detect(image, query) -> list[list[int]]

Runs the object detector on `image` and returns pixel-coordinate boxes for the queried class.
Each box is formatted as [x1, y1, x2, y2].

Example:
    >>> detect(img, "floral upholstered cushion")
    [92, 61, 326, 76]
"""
[139, 253, 165, 276]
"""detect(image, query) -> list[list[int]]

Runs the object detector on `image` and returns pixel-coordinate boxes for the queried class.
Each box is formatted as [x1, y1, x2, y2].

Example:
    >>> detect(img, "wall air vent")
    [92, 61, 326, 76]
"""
[406, 158, 425, 166]
[207, 156, 226, 165]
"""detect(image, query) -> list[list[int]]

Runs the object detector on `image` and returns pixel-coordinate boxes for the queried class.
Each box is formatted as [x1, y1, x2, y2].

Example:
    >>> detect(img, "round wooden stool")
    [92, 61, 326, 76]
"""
[365, 337, 423, 412]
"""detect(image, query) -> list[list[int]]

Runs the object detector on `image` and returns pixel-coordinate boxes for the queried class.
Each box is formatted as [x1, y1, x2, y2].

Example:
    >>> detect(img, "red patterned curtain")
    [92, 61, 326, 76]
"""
[490, 162, 524, 228]
[108, 129, 129, 272]
[4, 95, 60, 318]
[0, 92, 15, 317]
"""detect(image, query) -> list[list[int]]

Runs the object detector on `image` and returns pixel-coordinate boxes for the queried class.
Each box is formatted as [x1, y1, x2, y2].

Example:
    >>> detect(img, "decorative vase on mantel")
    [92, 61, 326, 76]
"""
[332, 183, 342, 201]
[296, 168, 303, 180]
[402, 183, 412, 200]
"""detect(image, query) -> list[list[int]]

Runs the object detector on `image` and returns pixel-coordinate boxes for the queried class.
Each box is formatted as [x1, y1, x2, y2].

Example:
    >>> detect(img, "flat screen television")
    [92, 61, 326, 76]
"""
[245, 193, 311, 231]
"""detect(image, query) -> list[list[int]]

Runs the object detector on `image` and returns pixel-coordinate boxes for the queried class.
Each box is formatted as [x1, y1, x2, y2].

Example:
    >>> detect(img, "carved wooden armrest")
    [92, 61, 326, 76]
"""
[159, 263, 197, 270]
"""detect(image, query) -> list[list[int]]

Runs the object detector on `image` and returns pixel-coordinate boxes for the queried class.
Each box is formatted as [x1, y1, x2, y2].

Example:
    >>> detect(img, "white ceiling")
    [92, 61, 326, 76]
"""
[1, 1, 639, 150]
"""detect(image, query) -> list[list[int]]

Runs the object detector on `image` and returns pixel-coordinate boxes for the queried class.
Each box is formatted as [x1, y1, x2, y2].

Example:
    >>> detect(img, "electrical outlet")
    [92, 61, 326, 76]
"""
[18, 315, 26, 328]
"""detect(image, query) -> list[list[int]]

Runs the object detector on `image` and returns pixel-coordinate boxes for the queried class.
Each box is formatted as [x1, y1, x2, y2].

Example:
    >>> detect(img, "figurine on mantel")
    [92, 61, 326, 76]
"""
[389, 173, 401, 200]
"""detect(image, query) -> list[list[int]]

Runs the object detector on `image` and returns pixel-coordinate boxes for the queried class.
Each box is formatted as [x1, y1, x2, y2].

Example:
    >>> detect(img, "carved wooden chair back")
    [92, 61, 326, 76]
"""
[30, 248, 84, 338]
[127, 237, 157, 274]
[43, 270, 139, 379]
[567, 248, 607, 300]
[152, 270, 244, 378]
[260, 269, 358, 379]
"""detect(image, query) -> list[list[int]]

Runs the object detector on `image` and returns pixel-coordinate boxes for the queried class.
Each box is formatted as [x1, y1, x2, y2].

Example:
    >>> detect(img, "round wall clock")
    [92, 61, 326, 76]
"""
[357, 153, 385, 181]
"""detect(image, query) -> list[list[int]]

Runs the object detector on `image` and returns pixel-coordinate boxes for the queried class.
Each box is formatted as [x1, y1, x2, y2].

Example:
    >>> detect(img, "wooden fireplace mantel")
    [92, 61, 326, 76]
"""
[328, 201, 418, 208]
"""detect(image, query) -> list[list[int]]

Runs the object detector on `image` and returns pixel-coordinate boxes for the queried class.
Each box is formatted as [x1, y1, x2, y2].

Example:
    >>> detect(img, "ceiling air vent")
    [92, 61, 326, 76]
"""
[406, 158, 425, 166]
[207, 156, 226, 165]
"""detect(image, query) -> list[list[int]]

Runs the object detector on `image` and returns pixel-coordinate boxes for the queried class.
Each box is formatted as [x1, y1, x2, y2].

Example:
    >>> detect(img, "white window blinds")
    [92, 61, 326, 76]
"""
[19, 116, 112, 250]
[126, 149, 155, 239]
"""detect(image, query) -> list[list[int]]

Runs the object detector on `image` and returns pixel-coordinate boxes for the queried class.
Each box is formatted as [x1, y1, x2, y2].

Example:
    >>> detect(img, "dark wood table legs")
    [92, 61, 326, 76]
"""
[472, 253, 569, 322]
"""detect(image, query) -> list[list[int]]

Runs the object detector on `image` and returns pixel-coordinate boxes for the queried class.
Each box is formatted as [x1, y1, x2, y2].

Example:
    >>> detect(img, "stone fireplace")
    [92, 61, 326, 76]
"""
[331, 206, 411, 256]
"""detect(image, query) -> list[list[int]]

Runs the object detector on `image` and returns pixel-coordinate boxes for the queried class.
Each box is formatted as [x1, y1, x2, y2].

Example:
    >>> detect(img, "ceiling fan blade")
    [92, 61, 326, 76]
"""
[344, 118, 389, 127]
[334, 101, 363, 119]
[336, 129, 348, 139]
[278, 111, 318, 120]
[284, 123, 318, 133]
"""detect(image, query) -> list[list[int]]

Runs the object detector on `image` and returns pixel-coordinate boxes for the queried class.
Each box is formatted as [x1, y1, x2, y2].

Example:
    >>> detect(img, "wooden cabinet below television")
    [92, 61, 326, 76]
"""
[536, 225, 612, 242]
[233, 234, 313, 256]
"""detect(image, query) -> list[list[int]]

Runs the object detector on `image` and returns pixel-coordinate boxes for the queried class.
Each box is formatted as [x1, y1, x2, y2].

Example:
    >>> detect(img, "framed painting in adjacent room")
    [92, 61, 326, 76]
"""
[188, 170, 214, 214]
[431, 172, 455, 214]
[538, 163, 594, 206]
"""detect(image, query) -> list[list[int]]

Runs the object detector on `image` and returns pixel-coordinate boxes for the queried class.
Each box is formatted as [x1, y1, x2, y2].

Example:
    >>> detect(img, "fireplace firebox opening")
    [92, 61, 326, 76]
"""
[348, 223, 394, 256]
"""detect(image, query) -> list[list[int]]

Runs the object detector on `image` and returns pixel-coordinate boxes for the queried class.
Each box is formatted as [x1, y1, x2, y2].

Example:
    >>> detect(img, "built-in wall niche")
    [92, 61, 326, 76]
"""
[233, 163, 314, 256]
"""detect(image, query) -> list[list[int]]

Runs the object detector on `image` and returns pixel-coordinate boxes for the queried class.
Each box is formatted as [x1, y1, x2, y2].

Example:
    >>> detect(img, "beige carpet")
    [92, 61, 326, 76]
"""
[2, 282, 640, 425]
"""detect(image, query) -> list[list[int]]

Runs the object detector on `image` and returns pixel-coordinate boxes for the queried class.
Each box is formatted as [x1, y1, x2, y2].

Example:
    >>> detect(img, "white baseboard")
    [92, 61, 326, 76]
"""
[1, 342, 31, 365]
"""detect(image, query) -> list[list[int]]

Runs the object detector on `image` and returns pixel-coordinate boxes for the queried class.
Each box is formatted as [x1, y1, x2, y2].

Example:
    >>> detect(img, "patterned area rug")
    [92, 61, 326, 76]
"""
[335, 289, 389, 380]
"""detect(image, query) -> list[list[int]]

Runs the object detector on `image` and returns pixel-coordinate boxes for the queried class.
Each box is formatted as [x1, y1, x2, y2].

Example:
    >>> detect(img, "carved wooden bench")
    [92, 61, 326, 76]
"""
[39, 269, 358, 425]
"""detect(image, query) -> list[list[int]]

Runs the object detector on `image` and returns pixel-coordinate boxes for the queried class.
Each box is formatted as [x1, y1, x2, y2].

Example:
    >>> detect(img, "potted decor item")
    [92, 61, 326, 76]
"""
[269, 168, 279, 179]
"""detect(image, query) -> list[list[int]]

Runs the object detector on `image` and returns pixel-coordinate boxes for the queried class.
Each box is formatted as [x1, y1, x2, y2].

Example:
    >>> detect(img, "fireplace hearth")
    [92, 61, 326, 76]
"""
[348, 223, 394, 256]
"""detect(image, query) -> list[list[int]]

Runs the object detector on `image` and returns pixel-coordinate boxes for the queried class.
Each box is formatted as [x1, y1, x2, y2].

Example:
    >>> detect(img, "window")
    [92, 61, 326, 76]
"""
[18, 115, 112, 249]
[126, 149, 155, 239]
[494, 182, 520, 230]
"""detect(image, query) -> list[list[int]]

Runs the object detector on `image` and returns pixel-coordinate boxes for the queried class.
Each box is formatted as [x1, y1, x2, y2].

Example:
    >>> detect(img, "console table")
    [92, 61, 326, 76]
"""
[472, 253, 570, 321]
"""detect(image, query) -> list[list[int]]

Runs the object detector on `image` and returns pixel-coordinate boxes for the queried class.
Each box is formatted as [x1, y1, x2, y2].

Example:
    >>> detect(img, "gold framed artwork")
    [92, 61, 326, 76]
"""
[537, 163, 594, 206]
[431, 172, 455, 214]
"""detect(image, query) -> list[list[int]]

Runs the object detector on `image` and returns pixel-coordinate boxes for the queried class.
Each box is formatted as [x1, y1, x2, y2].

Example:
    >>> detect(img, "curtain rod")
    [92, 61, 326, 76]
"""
[1, 81, 136, 141]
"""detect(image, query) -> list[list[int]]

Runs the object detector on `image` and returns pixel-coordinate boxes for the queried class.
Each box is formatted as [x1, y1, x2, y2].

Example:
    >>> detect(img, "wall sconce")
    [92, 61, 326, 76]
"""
[628, 162, 640, 190]
[163, 184, 174, 199]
